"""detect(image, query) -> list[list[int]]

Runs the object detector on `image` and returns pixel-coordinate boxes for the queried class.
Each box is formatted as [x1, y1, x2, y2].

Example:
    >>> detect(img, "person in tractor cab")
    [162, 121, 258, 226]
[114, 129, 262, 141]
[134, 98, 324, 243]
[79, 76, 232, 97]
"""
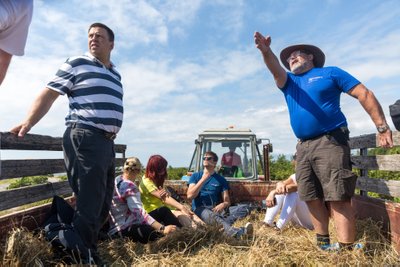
[220, 145, 243, 178]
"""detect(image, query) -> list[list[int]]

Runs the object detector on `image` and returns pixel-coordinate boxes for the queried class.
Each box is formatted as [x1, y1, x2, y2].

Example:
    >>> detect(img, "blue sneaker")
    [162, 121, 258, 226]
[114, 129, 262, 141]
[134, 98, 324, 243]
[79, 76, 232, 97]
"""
[235, 222, 253, 238]
[320, 242, 364, 251]
[319, 242, 340, 251]
[353, 243, 364, 250]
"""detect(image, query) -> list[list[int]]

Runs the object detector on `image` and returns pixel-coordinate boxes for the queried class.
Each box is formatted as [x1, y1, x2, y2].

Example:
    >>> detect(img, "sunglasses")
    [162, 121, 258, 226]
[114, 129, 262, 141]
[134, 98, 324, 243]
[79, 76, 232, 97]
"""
[203, 156, 214, 161]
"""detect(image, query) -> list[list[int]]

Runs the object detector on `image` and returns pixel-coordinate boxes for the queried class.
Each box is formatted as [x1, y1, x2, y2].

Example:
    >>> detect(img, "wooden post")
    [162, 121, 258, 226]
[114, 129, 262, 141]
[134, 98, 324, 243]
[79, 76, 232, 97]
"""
[263, 144, 270, 181]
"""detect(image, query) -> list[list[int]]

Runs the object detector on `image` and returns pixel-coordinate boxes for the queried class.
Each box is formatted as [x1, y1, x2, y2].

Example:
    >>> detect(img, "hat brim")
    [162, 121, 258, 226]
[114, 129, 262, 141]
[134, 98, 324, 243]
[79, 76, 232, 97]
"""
[280, 44, 325, 70]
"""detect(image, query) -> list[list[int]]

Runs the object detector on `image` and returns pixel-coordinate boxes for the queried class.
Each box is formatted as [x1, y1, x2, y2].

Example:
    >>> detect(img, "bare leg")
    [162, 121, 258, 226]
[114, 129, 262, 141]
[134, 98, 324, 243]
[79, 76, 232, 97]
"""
[306, 199, 329, 235]
[329, 200, 356, 243]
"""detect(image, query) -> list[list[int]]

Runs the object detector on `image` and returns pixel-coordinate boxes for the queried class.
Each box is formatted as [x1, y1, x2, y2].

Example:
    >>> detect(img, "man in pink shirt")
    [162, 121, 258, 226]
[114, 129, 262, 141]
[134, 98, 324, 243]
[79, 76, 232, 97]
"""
[221, 146, 242, 168]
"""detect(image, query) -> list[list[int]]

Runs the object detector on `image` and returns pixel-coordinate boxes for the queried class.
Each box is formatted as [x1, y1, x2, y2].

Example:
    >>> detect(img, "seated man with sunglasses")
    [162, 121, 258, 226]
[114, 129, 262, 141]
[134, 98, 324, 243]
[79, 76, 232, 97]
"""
[186, 151, 253, 237]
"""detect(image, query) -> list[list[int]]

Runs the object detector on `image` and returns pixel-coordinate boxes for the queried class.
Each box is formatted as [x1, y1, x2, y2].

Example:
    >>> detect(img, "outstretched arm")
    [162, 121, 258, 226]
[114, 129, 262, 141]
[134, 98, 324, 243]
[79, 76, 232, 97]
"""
[254, 32, 287, 88]
[10, 88, 60, 137]
[347, 83, 393, 148]
[151, 188, 194, 217]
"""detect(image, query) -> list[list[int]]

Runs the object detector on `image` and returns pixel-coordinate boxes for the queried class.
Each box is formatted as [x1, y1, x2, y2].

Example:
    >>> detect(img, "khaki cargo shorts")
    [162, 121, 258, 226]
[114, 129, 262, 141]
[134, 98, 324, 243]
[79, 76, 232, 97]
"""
[296, 127, 358, 202]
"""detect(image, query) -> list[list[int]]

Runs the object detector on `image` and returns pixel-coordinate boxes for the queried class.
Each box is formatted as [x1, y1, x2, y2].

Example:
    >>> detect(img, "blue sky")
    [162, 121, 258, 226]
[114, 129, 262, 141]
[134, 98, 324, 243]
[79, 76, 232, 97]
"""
[1, 0, 399, 167]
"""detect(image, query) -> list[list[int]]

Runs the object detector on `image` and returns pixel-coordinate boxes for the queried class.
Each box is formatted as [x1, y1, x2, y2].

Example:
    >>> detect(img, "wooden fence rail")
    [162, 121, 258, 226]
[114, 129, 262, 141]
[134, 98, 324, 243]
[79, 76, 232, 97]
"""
[0, 130, 399, 252]
[0, 131, 126, 211]
[350, 131, 400, 198]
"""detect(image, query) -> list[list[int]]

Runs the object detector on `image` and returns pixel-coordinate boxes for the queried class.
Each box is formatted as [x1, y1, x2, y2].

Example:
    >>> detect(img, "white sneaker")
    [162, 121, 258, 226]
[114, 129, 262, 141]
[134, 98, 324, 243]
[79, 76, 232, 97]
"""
[244, 222, 253, 236]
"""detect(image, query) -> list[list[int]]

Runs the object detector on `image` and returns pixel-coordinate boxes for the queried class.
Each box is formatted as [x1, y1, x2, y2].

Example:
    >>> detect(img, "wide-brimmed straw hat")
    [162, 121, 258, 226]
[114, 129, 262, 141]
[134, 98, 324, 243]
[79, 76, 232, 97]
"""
[280, 44, 325, 70]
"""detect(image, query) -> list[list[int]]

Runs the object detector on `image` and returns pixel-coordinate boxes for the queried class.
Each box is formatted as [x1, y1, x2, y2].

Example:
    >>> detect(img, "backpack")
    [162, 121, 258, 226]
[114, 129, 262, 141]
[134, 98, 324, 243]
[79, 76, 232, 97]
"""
[42, 195, 91, 263]
[389, 100, 400, 131]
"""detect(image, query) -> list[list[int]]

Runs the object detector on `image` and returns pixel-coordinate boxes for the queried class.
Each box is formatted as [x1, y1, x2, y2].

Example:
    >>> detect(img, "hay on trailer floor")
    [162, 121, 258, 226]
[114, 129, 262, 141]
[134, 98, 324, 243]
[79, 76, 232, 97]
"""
[2, 212, 399, 266]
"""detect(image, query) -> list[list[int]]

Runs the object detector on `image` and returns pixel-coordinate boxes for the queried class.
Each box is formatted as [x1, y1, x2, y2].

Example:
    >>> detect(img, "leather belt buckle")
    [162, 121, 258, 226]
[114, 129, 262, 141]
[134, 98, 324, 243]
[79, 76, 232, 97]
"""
[105, 132, 117, 140]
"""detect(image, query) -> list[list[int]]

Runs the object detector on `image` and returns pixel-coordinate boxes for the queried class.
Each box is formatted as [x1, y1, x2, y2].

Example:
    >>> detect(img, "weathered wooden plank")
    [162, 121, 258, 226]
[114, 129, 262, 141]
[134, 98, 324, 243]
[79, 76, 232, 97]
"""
[0, 181, 72, 211]
[0, 132, 62, 150]
[349, 133, 377, 149]
[352, 155, 400, 171]
[0, 159, 65, 180]
[0, 132, 127, 154]
[356, 176, 400, 198]
[1, 158, 125, 180]
[349, 131, 400, 149]
[115, 144, 127, 155]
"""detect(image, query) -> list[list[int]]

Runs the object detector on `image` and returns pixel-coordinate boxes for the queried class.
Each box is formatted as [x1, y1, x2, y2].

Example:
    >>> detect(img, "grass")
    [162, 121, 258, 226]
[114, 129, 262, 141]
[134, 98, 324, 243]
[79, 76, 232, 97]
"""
[2, 212, 399, 266]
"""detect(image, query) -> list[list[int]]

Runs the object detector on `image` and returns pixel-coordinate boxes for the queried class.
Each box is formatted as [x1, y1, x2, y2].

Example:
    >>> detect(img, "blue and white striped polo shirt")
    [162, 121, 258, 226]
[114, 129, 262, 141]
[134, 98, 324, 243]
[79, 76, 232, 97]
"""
[47, 53, 123, 133]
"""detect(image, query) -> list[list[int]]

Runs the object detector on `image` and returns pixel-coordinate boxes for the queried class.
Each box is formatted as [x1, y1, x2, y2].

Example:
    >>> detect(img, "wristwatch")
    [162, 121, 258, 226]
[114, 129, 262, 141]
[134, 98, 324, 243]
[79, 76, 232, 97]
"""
[159, 225, 165, 233]
[377, 124, 390, 133]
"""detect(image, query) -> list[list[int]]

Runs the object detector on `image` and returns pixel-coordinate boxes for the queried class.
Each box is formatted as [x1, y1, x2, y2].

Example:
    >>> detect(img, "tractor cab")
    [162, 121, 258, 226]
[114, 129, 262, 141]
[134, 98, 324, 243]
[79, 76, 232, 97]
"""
[182, 128, 272, 181]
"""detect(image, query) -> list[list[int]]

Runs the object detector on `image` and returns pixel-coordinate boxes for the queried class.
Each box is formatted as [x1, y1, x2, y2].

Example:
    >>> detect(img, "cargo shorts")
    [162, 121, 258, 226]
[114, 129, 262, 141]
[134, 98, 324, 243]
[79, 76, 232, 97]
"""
[295, 127, 358, 202]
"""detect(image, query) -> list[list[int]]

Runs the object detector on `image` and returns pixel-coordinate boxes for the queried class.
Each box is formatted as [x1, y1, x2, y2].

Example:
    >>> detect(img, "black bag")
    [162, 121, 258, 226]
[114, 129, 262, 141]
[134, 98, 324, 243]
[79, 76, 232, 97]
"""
[389, 100, 400, 131]
[165, 186, 185, 203]
[42, 196, 90, 263]
[43, 195, 74, 226]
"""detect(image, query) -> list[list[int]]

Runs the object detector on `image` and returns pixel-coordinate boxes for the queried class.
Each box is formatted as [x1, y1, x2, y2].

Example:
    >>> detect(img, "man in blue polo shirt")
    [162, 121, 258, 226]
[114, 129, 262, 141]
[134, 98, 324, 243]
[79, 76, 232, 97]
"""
[254, 31, 393, 251]
[187, 151, 252, 237]
[11, 22, 123, 264]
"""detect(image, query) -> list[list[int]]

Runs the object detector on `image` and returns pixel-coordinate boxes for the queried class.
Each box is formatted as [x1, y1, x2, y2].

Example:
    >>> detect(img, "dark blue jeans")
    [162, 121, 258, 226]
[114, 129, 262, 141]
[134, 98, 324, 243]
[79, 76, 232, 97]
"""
[63, 127, 115, 250]
[194, 205, 249, 236]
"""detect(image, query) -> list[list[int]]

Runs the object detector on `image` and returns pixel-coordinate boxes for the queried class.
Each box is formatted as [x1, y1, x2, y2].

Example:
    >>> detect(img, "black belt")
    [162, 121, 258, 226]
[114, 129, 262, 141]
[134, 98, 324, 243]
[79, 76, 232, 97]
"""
[68, 122, 117, 140]
[298, 127, 348, 142]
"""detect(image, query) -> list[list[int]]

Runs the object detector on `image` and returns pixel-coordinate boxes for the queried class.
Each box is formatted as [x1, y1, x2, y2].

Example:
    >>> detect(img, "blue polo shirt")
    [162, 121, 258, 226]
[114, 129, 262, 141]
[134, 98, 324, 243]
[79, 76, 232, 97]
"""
[281, 66, 360, 139]
[188, 171, 230, 211]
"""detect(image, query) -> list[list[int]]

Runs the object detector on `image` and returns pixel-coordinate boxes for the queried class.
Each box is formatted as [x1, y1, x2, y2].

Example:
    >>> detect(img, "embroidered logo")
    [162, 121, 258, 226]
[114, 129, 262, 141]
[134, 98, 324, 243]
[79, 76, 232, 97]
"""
[308, 76, 323, 83]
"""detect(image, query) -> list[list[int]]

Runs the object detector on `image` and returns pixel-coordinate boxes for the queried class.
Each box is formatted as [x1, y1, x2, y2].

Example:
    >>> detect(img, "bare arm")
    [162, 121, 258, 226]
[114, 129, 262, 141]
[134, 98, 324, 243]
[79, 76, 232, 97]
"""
[150, 189, 193, 216]
[254, 32, 287, 88]
[212, 190, 231, 213]
[10, 88, 60, 137]
[0, 49, 12, 86]
[187, 171, 213, 201]
[265, 189, 276, 207]
[275, 175, 297, 194]
[347, 84, 393, 148]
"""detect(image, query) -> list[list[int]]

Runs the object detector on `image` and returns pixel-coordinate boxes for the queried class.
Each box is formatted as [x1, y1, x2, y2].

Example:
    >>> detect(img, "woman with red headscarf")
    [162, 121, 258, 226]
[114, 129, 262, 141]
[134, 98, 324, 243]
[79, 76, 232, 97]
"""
[139, 155, 202, 228]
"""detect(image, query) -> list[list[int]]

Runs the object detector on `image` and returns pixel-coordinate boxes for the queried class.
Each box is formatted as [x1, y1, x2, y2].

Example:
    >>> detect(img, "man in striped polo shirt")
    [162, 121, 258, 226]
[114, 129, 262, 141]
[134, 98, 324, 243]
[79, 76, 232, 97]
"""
[11, 22, 123, 264]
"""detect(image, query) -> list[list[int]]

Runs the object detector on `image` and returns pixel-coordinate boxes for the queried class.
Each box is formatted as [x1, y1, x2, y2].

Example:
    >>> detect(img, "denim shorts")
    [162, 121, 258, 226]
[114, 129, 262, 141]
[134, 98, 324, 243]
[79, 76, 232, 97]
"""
[296, 127, 358, 202]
